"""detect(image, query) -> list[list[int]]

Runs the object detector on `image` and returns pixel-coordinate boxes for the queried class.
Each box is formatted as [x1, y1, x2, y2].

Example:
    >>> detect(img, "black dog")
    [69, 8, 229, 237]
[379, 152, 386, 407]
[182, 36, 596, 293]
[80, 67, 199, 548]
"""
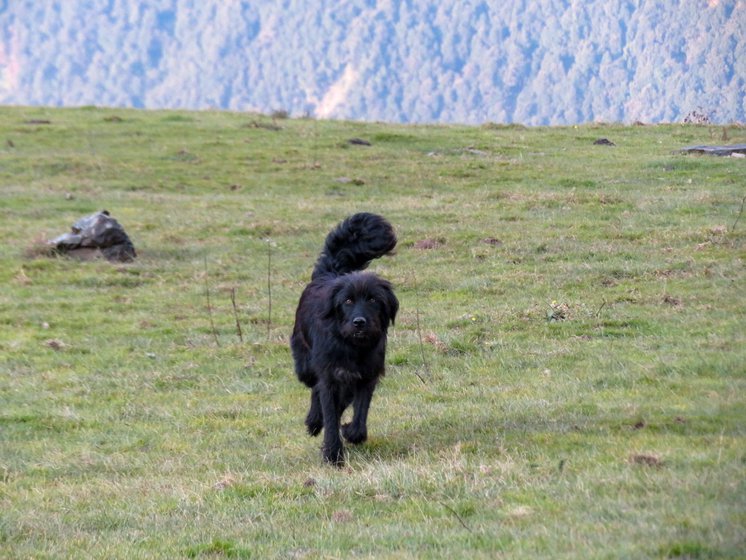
[291, 213, 399, 465]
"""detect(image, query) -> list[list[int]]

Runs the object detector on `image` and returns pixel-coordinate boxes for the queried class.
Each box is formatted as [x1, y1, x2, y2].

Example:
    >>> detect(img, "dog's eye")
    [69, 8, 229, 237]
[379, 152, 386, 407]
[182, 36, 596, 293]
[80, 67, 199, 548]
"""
[368, 297, 376, 303]
[344, 298, 353, 305]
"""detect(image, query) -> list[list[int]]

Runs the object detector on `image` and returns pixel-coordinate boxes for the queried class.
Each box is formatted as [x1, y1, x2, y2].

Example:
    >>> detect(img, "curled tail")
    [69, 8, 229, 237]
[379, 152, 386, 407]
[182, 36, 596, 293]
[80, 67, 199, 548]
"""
[312, 213, 397, 279]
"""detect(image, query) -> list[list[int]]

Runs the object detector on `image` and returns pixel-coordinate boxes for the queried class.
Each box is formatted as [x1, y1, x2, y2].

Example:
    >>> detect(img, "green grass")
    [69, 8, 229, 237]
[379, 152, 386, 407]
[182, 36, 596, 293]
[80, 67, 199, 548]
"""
[1, 107, 744, 558]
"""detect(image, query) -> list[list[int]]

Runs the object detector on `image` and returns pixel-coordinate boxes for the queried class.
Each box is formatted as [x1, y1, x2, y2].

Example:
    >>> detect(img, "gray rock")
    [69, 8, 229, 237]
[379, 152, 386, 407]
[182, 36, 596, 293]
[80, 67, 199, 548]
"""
[679, 144, 746, 157]
[49, 210, 136, 262]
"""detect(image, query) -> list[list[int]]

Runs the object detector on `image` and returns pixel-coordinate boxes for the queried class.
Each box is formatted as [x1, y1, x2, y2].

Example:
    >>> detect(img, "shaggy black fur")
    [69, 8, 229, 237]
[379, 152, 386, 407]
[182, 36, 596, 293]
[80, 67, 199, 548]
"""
[291, 213, 399, 466]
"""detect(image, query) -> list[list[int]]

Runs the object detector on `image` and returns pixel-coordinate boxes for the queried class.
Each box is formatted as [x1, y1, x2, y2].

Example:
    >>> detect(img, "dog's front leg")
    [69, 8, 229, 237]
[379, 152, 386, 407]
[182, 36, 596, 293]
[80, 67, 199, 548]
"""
[305, 386, 323, 436]
[342, 380, 377, 444]
[318, 382, 345, 466]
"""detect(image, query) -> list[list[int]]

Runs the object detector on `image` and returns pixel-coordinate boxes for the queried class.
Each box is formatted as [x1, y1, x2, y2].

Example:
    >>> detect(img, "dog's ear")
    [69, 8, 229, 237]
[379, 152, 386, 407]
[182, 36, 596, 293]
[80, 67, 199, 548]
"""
[322, 281, 345, 319]
[379, 282, 399, 326]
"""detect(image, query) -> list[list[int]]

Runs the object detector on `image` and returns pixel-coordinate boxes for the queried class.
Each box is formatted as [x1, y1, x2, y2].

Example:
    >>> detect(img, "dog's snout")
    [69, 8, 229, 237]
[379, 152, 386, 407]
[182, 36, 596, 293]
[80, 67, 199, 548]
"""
[353, 317, 367, 328]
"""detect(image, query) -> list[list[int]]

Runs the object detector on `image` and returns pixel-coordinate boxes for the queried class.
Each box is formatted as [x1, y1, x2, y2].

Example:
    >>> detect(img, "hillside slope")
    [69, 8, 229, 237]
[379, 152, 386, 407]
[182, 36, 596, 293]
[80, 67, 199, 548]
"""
[0, 1, 743, 124]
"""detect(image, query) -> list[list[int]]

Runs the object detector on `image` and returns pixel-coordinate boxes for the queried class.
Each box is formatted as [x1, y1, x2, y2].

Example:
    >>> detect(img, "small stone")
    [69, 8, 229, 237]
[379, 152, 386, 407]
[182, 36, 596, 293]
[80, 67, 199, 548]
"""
[593, 138, 615, 146]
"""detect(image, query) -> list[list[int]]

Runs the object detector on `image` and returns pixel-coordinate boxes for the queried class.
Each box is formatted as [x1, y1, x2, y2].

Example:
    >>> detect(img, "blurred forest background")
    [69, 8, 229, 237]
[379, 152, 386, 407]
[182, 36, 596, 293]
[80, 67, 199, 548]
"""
[0, 0, 743, 125]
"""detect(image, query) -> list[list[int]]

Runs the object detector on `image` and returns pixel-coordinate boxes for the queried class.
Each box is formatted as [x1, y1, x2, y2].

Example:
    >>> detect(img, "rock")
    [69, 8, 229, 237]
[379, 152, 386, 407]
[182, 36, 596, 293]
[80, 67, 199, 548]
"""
[49, 210, 136, 262]
[593, 138, 615, 146]
[348, 137, 371, 146]
[334, 176, 365, 185]
[679, 144, 746, 156]
[414, 238, 444, 250]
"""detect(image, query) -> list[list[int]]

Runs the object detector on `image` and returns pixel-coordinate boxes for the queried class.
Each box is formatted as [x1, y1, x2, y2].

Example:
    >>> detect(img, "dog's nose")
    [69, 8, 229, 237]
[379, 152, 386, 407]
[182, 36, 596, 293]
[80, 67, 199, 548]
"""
[353, 317, 367, 328]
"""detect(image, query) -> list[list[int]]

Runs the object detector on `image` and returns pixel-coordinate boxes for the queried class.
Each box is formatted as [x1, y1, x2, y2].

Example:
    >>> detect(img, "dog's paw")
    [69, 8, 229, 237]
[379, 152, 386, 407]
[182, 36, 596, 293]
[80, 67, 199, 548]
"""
[305, 409, 323, 437]
[322, 444, 345, 467]
[306, 418, 322, 437]
[342, 423, 367, 444]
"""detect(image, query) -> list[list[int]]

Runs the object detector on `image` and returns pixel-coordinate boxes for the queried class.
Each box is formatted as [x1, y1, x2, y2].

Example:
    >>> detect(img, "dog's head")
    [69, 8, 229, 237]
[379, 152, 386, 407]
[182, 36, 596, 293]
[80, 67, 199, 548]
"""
[326, 273, 398, 345]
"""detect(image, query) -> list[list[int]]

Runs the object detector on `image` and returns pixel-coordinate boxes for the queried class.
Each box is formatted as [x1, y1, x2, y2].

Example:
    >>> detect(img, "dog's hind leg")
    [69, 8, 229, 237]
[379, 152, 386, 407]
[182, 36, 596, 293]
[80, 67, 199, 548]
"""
[342, 380, 377, 444]
[305, 386, 323, 436]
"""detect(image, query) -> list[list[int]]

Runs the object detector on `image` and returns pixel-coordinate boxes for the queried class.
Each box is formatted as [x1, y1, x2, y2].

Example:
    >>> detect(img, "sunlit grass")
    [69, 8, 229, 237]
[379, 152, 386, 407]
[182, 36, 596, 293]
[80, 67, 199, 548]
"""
[1, 107, 744, 558]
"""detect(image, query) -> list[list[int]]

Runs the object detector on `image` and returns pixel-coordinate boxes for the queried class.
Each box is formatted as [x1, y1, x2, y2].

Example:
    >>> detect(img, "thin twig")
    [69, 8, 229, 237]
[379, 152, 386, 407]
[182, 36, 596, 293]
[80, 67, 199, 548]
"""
[731, 194, 746, 232]
[412, 271, 428, 384]
[441, 502, 473, 533]
[203, 256, 220, 347]
[595, 299, 607, 318]
[266, 238, 273, 342]
[230, 287, 243, 343]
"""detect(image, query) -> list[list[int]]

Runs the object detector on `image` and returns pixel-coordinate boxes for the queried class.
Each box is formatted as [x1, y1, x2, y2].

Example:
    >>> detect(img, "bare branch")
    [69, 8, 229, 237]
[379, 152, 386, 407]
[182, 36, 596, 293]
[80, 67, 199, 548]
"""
[203, 256, 220, 347]
[441, 502, 473, 533]
[595, 299, 607, 318]
[230, 287, 243, 343]
[412, 271, 428, 384]
[731, 194, 746, 232]
[266, 238, 273, 342]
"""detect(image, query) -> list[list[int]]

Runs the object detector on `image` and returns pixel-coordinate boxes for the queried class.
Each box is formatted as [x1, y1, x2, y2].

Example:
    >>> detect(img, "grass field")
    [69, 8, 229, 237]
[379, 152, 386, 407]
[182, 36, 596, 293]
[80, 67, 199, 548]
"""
[1, 106, 744, 559]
